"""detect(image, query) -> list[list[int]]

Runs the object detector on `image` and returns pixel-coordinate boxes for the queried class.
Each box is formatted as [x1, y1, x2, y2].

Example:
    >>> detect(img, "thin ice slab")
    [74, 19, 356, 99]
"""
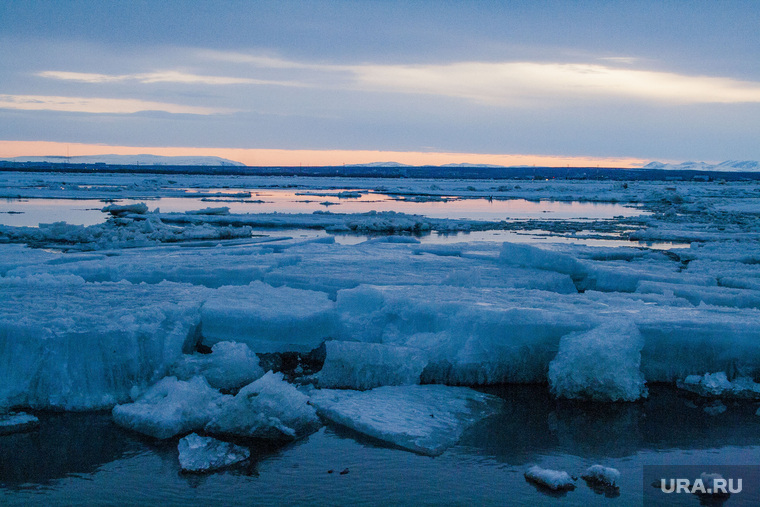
[309, 385, 503, 456]
[178, 433, 250, 473]
[0, 411, 40, 435]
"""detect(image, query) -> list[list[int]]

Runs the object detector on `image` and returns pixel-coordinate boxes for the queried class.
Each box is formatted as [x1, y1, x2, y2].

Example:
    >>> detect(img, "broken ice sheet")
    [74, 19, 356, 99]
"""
[112, 376, 229, 439]
[309, 385, 504, 456]
[205, 371, 321, 440]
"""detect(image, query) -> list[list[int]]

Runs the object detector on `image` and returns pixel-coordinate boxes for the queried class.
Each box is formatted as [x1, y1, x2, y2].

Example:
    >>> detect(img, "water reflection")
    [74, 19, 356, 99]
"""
[0, 191, 646, 228]
[463, 385, 760, 464]
[0, 412, 139, 489]
[2, 386, 760, 505]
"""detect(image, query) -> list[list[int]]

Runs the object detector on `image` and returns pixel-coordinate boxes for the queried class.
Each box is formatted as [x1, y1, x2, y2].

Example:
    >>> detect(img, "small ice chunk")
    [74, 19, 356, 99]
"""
[524, 465, 576, 491]
[102, 203, 149, 215]
[548, 321, 647, 402]
[112, 376, 228, 439]
[186, 207, 230, 216]
[309, 385, 503, 456]
[677, 372, 760, 399]
[171, 341, 264, 391]
[0, 411, 40, 435]
[703, 401, 727, 415]
[316, 341, 428, 390]
[581, 465, 620, 488]
[177, 433, 250, 473]
[205, 371, 320, 440]
[698, 472, 730, 497]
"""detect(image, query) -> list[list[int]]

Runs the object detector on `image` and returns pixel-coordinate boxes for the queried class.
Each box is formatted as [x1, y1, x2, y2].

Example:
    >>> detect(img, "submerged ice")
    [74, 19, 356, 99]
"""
[177, 433, 250, 473]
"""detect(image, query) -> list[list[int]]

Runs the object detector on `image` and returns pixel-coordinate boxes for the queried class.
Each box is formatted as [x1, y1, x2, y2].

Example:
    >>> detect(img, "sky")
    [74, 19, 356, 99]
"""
[0, 0, 758, 167]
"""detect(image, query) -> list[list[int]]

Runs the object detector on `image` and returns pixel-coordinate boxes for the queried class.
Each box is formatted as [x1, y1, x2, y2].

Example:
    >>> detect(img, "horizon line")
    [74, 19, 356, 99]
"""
[0, 140, 671, 168]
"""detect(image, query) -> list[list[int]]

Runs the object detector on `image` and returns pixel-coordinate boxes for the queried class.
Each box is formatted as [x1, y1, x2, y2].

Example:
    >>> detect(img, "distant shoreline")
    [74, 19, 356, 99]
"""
[1, 161, 759, 182]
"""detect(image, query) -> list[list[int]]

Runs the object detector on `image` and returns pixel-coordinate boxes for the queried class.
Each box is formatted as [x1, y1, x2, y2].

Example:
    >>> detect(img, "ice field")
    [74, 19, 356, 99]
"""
[2, 170, 760, 504]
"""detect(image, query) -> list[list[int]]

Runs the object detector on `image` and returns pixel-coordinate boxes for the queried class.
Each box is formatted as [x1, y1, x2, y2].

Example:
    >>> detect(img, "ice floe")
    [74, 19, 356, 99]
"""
[309, 385, 503, 456]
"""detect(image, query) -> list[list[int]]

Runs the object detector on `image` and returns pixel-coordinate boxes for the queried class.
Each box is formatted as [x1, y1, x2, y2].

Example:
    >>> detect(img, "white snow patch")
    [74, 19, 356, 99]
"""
[524, 465, 576, 491]
[582, 465, 620, 488]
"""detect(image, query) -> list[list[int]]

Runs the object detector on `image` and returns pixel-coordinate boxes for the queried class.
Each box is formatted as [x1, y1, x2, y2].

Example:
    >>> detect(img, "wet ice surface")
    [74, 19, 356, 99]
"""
[3, 170, 760, 504]
[3, 387, 760, 506]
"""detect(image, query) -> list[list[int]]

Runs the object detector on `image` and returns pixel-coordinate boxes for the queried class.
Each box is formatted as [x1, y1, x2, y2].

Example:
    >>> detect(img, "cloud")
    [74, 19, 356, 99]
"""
[203, 51, 760, 106]
[0, 94, 231, 115]
[349, 62, 760, 105]
[37, 70, 302, 87]
[597, 57, 640, 65]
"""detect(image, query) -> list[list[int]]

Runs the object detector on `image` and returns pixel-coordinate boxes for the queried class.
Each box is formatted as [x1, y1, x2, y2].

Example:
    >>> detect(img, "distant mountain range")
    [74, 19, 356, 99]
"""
[2, 154, 244, 166]
[643, 160, 760, 172]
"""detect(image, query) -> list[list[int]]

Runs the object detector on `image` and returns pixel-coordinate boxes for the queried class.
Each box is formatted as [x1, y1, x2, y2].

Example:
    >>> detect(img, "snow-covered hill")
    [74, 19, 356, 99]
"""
[3, 154, 245, 166]
[643, 160, 760, 172]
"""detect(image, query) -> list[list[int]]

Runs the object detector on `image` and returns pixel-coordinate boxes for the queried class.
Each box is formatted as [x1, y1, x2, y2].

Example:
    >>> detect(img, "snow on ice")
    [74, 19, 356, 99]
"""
[581, 465, 620, 488]
[524, 465, 576, 491]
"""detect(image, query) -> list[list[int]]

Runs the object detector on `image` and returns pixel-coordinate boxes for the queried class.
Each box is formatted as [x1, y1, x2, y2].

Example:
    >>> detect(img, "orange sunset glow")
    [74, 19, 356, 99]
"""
[0, 141, 649, 168]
